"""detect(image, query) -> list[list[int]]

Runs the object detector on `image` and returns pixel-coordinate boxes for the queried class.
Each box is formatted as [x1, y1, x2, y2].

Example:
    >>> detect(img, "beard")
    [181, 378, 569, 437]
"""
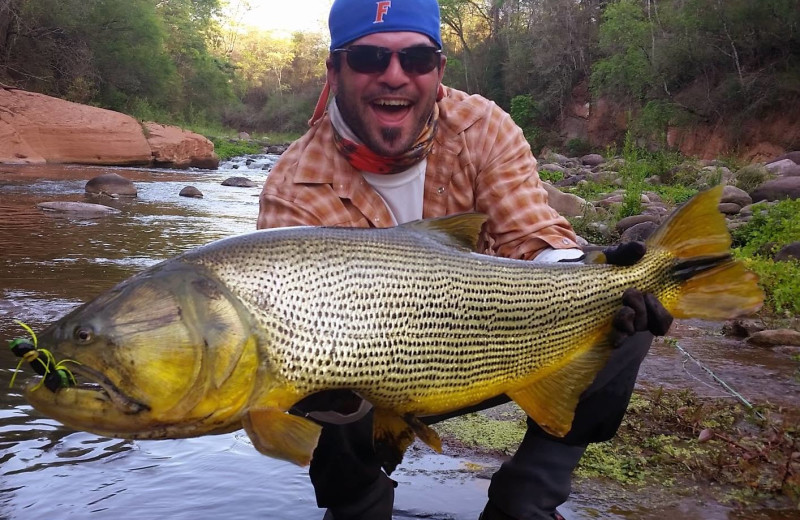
[335, 83, 436, 157]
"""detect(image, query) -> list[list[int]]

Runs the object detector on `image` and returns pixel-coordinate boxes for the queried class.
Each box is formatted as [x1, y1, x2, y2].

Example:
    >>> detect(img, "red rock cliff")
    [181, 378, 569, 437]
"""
[0, 88, 218, 169]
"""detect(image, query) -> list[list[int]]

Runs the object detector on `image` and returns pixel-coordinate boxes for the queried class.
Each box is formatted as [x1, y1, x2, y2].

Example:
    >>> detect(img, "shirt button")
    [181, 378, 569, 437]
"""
[562, 238, 570, 244]
[437, 187, 445, 194]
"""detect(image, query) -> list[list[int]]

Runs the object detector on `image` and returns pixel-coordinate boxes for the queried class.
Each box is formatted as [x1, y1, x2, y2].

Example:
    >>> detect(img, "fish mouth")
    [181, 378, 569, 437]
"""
[55, 363, 150, 415]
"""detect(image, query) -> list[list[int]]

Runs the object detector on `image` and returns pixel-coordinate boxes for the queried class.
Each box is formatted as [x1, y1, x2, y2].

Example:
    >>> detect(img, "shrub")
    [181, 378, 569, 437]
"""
[737, 256, 800, 316]
[565, 138, 591, 158]
[734, 164, 773, 193]
[731, 199, 800, 257]
[538, 169, 565, 183]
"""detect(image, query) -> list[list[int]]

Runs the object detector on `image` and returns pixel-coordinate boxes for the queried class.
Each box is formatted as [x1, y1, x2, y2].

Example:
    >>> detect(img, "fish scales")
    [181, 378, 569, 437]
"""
[185, 226, 675, 413]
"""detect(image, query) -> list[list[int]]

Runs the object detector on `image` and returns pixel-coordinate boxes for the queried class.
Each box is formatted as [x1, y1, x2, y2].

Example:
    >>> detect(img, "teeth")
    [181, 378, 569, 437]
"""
[375, 100, 409, 107]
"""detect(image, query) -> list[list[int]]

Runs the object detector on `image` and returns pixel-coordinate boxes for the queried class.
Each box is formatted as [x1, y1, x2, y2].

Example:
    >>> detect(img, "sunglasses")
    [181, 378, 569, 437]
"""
[333, 45, 442, 75]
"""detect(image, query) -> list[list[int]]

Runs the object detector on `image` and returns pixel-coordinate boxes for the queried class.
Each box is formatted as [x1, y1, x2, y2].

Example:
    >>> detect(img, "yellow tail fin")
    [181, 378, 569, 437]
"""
[646, 185, 764, 319]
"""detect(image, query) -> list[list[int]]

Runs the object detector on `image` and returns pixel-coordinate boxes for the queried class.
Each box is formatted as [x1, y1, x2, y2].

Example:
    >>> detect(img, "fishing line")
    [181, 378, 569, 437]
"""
[671, 340, 766, 421]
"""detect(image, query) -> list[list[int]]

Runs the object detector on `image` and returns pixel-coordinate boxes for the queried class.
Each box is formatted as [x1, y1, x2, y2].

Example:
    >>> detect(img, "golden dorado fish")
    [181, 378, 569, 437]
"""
[19, 186, 762, 469]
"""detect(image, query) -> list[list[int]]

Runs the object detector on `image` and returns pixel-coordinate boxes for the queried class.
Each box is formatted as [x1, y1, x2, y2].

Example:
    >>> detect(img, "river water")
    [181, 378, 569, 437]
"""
[0, 159, 495, 520]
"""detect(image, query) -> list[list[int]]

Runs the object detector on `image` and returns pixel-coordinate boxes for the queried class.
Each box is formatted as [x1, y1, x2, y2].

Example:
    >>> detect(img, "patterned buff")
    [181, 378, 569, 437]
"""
[332, 104, 439, 174]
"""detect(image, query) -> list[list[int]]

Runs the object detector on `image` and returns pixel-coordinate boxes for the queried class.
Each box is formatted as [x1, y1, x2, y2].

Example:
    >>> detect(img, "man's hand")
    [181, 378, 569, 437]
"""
[594, 242, 674, 347]
[291, 389, 372, 425]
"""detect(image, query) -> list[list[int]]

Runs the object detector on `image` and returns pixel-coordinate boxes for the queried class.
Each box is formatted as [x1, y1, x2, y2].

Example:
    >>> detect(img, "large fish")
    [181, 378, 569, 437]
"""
[19, 186, 762, 470]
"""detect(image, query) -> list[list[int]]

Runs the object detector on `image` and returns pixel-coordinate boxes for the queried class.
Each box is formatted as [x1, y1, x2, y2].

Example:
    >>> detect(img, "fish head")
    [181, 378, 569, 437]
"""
[25, 261, 262, 439]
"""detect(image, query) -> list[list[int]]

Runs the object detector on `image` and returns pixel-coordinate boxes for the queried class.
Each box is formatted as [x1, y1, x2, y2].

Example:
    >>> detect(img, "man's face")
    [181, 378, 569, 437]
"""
[327, 31, 446, 157]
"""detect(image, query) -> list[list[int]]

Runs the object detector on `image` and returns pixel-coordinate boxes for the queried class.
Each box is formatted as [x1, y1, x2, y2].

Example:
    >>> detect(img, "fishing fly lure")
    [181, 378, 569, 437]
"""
[8, 320, 77, 392]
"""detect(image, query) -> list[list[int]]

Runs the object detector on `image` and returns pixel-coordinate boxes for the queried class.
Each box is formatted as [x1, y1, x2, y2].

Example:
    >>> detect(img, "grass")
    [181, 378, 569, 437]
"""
[433, 386, 799, 510]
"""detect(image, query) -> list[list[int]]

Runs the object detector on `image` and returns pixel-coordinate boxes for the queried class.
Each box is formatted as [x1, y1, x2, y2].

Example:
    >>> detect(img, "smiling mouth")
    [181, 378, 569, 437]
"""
[64, 364, 150, 414]
[372, 99, 412, 116]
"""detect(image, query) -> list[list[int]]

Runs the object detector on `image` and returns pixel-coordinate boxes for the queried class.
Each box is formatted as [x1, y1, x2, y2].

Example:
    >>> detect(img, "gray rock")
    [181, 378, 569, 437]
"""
[179, 186, 203, 198]
[539, 163, 567, 174]
[580, 154, 605, 167]
[615, 214, 659, 234]
[37, 201, 121, 217]
[266, 145, 289, 155]
[718, 202, 742, 215]
[751, 176, 800, 201]
[542, 182, 593, 217]
[721, 185, 752, 207]
[747, 329, 800, 347]
[768, 151, 800, 165]
[85, 173, 137, 198]
[620, 221, 658, 243]
[543, 152, 570, 165]
[765, 158, 800, 176]
[774, 242, 800, 262]
[722, 319, 765, 338]
[222, 176, 258, 188]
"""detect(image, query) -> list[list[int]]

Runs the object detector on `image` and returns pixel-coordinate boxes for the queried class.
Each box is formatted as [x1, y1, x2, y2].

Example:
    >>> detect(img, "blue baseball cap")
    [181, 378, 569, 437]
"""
[329, 0, 442, 50]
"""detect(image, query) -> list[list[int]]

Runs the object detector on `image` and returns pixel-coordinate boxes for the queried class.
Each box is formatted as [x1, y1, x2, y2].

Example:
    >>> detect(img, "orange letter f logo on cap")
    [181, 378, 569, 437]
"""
[374, 1, 391, 23]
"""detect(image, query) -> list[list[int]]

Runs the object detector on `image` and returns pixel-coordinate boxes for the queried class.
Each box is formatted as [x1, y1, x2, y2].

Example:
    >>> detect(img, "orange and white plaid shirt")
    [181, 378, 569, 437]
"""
[257, 86, 578, 260]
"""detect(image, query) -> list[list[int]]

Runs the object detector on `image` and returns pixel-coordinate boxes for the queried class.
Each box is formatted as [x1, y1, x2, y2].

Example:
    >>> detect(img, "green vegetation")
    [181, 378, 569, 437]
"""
[730, 199, 800, 315]
[3, 0, 798, 142]
[434, 410, 528, 454]
[579, 386, 799, 507]
[433, 386, 799, 509]
[210, 138, 264, 161]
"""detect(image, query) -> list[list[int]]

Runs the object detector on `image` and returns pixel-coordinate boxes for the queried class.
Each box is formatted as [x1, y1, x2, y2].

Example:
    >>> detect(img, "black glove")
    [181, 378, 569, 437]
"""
[291, 390, 371, 424]
[578, 242, 674, 347]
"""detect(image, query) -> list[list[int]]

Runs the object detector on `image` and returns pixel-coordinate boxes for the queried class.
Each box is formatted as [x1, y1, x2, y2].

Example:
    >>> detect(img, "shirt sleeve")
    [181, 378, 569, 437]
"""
[471, 104, 579, 260]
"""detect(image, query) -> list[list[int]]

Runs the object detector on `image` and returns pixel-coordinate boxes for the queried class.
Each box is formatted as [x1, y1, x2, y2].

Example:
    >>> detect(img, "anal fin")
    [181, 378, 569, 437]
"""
[373, 408, 442, 475]
[243, 407, 322, 466]
[508, 340, 612, 437]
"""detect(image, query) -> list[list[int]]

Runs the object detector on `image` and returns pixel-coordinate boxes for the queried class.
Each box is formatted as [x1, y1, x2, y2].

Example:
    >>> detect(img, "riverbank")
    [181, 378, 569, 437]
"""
[433, 319, 800, 518]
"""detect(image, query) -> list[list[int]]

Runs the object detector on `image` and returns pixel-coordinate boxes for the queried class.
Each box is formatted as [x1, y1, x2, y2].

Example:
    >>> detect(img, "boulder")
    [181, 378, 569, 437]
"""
[721, 185, 752, 207]
[615, 214, 659, 234]
[768, 151, 800, 165]
[144, 123, 219, 169]
[85, 173, 137, 198]
[542, 182, 592, 217]
[179, 186, 204, 198]
[0, 88, 219, 169]
[0, 88, 151, 165]
[717, 202, 742, 215]
[751, 176, 800, 201]
[774, 242, 800, 262]
[580, 153, 605, 167]
[747, 329, 800, 347]
[620, 221, 658, 243]
[222, 176, 258, 188]
[37, 201, 121, 217]
[765, 158, 800, 177]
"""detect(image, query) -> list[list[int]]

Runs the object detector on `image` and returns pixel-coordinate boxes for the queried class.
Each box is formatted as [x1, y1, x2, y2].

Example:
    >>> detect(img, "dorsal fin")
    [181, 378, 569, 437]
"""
[399, 213, 488, 251]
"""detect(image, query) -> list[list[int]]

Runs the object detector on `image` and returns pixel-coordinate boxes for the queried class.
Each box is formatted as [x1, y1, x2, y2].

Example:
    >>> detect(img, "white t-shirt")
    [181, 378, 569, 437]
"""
[329, 99, 425, 225]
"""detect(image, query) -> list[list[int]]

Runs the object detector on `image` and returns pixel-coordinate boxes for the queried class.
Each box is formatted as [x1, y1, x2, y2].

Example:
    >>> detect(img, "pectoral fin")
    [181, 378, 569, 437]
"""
[373, 408, 442, 475]
[243, 407, 322, 466]
[507, 341, 612, 437]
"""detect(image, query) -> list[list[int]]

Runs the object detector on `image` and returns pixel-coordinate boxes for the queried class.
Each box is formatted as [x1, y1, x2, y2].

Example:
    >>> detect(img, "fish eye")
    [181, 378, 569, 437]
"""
[73, 326, 94, 344]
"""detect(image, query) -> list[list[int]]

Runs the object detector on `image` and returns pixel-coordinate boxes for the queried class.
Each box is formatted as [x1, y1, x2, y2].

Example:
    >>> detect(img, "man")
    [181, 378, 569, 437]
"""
[257, 0, 672, 518]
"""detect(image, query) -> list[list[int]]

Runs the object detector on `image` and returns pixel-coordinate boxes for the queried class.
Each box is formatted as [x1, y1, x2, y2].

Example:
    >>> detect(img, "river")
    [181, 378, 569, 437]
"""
[0, 159, 495, 520]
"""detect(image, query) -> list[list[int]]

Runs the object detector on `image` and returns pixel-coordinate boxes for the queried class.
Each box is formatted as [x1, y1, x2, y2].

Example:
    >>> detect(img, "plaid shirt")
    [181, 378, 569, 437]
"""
[257, 86, 578, 260]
